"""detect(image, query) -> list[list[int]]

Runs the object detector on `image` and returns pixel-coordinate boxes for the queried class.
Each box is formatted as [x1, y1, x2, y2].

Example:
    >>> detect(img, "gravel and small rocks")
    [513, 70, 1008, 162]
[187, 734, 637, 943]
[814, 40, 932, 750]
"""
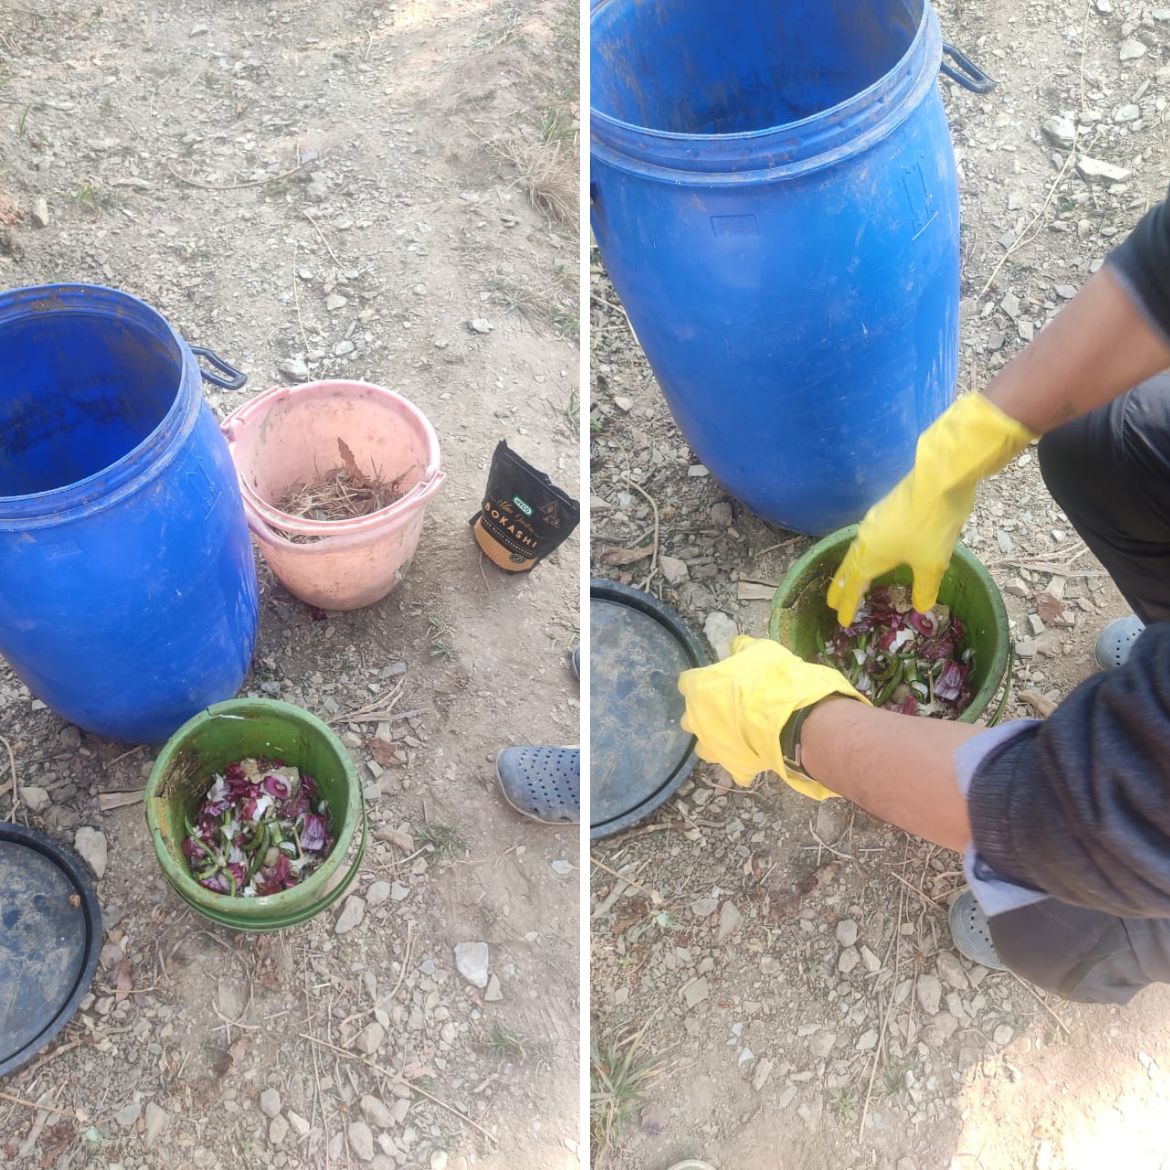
[0, 4, 579, 1168]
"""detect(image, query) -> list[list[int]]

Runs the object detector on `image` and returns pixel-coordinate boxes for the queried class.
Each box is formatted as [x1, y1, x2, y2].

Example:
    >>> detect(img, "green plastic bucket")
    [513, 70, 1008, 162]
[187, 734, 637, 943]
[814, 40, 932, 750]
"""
[145, 698, 366, 931]
[769, 526, 1011, 723]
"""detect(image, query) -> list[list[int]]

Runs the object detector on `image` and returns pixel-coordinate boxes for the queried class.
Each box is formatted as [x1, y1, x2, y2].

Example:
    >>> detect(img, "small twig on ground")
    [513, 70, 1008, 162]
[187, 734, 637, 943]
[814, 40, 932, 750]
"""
[859, 879, 906, 1137]
[305, 213, 341, 266]
[166, 159, 306, 191]
[624, 476, 660, 591]
[382, 922, 414, 1007]
[591, 856, 663, 905]
[1, 733, 19, 820]
[887, 868, 945, 912]
[0, 1090, 71, 1116]
[106, 743, 145, 769]
[1008, 971, 1072, 1036]
[755, 537, 802, 559]
[807, 827, 866, 874]
[298, 1032, 498, 1144]
[590, 289, 639, 343]
[478, 551, 492, 596]
[292, 244, 309, 354]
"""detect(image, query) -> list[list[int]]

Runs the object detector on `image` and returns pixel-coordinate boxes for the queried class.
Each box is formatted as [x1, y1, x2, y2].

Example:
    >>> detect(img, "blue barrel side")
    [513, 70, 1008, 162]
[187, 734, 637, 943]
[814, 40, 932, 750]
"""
[0, 286, 258, 744]
[593, 93, 958, 534]
[590, 0, 961, 535]
[0, 402, 259, 743]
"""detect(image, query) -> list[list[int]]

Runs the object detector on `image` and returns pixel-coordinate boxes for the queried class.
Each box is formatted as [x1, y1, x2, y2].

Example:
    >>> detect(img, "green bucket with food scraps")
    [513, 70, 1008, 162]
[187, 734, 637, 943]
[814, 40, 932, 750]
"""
[769, 526, 1012, 723]
[145, 699, 366, 931]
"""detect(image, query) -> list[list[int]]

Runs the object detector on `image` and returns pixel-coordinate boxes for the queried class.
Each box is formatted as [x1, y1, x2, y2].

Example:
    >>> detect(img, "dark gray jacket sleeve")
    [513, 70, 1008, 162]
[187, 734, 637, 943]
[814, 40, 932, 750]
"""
[969, 623, 1170, 919]
[1107, 186, 1170, 343]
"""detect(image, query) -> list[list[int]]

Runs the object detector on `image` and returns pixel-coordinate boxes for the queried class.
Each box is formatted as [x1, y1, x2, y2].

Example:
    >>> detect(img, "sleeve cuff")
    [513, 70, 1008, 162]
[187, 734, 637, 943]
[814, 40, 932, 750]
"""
[954, 720, 1050, 918]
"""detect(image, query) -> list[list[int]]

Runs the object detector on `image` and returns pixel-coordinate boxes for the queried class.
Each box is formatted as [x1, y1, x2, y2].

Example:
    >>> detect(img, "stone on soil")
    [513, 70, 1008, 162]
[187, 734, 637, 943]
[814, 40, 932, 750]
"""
[1119, 37, 1147, 60]
[709, 501, 733, 527]
[431, 1153, 449, 1170]
[115, 1100, 141, 1129]
[31, 197, 50, 228]
[75, 827, 107, 878]
[837, 947, 860, 974]
[288, 1111, 311, 1137]
[20, 786, 50, 813]
[454, 941, 490, 989]
[835, 919, 859, 948]
[683, 977, 709, 1008]
[659, 555, 689, 586]
[362, 1095, 397, 1128]
[279, 355, 310, 382]
[356, 1021, 386, 1054]
[468, 318, 493, 334]
[335, 895, 365, 935]
[349, 1120, 376, 1162]
[936, 952, 970, 990]
[809, 1031, 837, 1058]
[143, 1102, 168, 1147]
[366, 881, 392, 907]
[1076, 156, 1132, 183]
[718, 900, 743, 942]
[753, 1058, 774, 1091]
[484, 974, 503, 1002]
[391, 881, 411, 902]
[916, 973, 942, 1015]
[703, 612, 738, 660]
[260, 1088, 282, 1119]
[1041, 114, 1076, 148]
[269, 1115, 289, 1145]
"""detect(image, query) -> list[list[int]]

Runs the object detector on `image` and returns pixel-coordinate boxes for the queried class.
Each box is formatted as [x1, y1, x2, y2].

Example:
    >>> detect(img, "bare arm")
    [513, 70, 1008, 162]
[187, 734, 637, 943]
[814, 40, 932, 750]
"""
[798, 698, 980, 853]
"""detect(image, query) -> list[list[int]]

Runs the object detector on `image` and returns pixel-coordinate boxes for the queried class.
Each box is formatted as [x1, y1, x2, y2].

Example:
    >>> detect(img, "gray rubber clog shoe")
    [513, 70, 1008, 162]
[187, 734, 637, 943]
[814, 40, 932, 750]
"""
[949, 891, 1006, 971]
[496, 746, 580, 824]
[1094, 615, 1145, 670]
[666, 1163, 718, 1170]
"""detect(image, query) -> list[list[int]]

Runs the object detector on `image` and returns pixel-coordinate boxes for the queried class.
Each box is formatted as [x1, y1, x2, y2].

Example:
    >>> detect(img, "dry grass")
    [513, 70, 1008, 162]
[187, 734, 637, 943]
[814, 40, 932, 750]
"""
[483, 128, 577, 228]
[590, 1023, 665, 1164]
[275, 438, 404, 543]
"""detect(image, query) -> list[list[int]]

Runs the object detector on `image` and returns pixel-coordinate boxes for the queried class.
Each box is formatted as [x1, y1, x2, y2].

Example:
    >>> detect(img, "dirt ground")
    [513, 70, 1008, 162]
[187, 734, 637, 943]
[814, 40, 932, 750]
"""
[0, 2, 580, 1168]
[589, 1, 1170, 1168]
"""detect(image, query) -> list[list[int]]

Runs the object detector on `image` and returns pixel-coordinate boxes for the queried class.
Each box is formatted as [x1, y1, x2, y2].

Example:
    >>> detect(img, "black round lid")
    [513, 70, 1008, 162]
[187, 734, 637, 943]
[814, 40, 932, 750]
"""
[0, 823, 102, 1076]
[590, 579, 709, 840]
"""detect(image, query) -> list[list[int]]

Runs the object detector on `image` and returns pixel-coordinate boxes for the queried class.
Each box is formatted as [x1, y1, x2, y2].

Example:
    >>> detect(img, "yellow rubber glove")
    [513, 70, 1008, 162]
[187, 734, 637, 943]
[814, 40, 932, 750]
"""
[677, 635, 867, 799]
[827, 394, 1036, 625]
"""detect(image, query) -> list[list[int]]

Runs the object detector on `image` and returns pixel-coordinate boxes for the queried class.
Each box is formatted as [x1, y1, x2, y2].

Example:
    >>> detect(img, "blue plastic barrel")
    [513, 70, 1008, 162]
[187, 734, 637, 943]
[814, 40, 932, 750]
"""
[0, 285, 259, 743]
[591, 0, 964, 534]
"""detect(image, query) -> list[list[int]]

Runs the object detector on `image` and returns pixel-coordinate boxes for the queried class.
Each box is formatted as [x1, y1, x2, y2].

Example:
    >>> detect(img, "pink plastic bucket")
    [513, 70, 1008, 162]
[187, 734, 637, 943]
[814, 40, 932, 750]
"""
[222, 380, 445, 610]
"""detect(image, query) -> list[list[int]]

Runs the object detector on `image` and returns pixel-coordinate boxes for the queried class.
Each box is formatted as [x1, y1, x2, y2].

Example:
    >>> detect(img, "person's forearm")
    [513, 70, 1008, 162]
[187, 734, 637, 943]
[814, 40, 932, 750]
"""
[982, 267, 1170, 435]
[799, 699, 981, 853]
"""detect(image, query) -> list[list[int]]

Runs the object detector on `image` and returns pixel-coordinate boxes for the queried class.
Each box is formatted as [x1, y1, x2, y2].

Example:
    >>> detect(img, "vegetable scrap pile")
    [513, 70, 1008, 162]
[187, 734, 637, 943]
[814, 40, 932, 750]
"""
[276, 438, 404, 543]
[182, 757, 333, 896]
[823, 584, 975, 719]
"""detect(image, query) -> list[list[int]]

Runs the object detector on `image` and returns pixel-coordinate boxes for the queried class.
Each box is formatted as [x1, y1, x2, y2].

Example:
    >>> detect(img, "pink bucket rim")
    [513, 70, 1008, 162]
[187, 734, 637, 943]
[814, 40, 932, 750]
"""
[221, 379, 444, 540]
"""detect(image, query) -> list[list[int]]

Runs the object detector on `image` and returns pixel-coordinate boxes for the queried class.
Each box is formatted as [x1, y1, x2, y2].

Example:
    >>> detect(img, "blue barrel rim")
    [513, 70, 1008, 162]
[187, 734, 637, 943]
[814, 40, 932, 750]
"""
[0, 283, 202, 528]
[590, 0, 942, 183]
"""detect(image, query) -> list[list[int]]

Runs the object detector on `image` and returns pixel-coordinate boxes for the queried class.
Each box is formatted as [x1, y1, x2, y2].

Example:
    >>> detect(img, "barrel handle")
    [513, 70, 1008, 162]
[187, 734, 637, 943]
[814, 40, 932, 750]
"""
[940, 42, 995, 94]
[192, 345, 248, 391]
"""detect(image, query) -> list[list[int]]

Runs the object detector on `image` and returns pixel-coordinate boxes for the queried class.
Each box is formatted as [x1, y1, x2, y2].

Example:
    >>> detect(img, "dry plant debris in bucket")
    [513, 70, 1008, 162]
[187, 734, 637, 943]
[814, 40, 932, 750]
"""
[182, 758, 334, 896]
[822, 584, 975, 719]
[276, 437, 405, 542]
